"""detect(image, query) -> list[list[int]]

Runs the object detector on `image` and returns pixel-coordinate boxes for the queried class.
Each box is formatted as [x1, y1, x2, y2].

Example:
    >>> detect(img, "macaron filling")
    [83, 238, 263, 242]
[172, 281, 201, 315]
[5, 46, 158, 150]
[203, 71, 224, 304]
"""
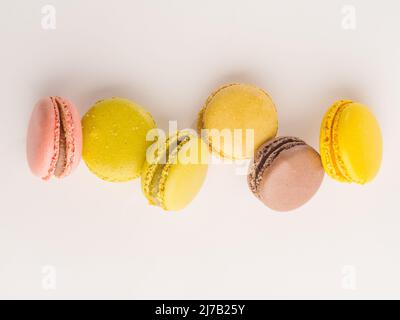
[54, 110, 67, 177]
[50, 97, 76, 179]
[42, 98, 61, 180]
[146, 134, 192, 207]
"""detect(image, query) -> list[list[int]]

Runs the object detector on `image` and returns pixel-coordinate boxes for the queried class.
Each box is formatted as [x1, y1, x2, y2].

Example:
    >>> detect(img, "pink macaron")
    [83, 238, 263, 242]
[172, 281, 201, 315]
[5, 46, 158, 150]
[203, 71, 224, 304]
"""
[27, 97, 82, 180]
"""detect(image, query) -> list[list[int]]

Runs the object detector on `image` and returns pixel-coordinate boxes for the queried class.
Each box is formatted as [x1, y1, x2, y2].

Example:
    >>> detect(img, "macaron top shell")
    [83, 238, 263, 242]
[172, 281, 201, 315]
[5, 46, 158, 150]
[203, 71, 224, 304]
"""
[142, 131, 209, 211]
[248, 137, 324, 212]
[26, 97, 82, 180]
[82, 98, 156, 182]
[161, 137, 209, 211]
[320, 100, 382, 184]
[27, 97, 59, 179]
[198, 84, 278, 159]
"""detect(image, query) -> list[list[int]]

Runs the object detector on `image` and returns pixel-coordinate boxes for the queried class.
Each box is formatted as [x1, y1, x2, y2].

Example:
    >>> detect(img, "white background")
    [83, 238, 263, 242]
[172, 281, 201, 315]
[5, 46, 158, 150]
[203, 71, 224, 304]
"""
[1, 0, 399, 299]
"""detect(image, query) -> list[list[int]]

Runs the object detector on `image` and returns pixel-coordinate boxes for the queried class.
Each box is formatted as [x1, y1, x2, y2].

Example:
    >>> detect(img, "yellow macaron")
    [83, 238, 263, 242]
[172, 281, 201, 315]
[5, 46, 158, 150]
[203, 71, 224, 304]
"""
[320, 100, 382, 184]
[141, 131, 209, 211]
[197, 84, 278, 160]
[82, 98, 156, 182]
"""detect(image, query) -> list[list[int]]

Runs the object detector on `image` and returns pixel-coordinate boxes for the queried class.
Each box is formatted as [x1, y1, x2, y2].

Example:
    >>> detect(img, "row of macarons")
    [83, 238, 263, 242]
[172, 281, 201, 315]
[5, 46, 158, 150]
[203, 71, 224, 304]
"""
[27, 83, 383, 212]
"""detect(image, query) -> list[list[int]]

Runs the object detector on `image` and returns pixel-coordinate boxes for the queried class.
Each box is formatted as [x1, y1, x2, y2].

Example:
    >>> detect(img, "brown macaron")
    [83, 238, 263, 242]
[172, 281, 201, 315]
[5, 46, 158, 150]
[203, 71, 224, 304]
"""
[248, 137, 324, 212]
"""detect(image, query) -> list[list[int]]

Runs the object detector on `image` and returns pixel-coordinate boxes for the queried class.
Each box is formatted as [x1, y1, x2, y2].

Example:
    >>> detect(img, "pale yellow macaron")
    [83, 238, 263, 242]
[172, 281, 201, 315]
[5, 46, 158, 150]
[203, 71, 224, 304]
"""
[141, 131, 209, 211]
[320, 100, 383, 184]
[197, 84, 278, 159]
[82, 98, 156, 182]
